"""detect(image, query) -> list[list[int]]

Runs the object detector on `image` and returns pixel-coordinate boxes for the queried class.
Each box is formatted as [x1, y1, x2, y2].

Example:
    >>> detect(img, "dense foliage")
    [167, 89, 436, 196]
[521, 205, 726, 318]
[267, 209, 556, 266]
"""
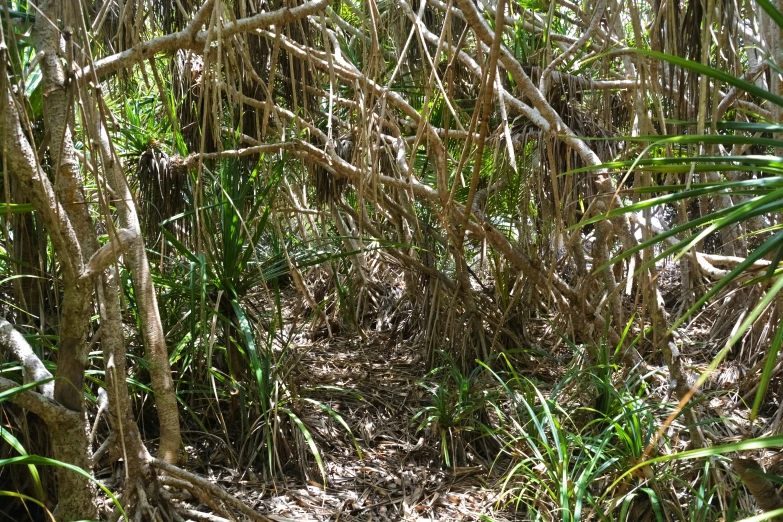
[2, 0, 783, 520]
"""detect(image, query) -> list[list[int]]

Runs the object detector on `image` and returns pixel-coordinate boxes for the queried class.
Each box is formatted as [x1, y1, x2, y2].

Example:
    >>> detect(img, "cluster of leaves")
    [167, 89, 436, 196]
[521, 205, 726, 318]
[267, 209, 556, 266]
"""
[414, 341, 783, 520]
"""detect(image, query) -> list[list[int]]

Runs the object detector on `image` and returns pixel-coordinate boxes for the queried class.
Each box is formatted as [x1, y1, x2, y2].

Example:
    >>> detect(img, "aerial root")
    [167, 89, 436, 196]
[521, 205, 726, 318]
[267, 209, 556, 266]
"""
[733, 458, 783, 520]
[149, 457, 272, 522]
[158, 474, 234, 519]
[106, 477, 178, 522]
[103, 458, 273, 522]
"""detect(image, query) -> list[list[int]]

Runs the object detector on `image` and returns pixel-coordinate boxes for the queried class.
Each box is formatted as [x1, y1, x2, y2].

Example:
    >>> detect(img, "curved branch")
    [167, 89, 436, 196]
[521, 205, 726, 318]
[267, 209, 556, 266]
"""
[0, 376, 81, 427]
[85, 0, 332, 80]
[0, 319, 54, 399]
[79, 228, 138, 281]
[539, 0, 607, 93]
[0, 85, 83, 279]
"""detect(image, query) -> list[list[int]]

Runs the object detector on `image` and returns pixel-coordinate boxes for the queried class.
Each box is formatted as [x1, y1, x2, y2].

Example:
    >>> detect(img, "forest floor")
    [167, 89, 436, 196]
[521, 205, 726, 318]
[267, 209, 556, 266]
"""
[181, 332, 511, 521]
[164, 282, 779, 522]
[165, 270, 783, 521]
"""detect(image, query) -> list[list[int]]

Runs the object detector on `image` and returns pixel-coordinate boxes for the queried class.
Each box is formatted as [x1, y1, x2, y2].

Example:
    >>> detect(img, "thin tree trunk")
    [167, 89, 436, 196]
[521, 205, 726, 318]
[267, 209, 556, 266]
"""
[0, 71, 98, 522]
[86, 102, 182, 464]
[30, 0, 152, 512]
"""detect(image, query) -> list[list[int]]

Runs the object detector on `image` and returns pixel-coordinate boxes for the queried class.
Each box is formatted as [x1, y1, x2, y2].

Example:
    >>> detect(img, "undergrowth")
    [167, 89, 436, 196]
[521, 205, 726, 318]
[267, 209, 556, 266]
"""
[414, 343, 768, 521]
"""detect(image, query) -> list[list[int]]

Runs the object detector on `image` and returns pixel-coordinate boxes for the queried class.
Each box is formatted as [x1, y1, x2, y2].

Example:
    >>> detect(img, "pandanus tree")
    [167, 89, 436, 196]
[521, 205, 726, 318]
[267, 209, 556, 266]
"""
[1, 0, 182, 516]
[0, 0, 686, 515]
[3, 0, 783, 518]
[579, 0, 783, 431]
[0, 0, 320, 518]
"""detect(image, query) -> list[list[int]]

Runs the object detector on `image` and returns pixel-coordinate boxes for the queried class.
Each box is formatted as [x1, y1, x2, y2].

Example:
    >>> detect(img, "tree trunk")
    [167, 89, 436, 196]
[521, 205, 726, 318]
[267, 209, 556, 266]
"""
[87, 105, 182, 465]
[0, 69, 98, 522]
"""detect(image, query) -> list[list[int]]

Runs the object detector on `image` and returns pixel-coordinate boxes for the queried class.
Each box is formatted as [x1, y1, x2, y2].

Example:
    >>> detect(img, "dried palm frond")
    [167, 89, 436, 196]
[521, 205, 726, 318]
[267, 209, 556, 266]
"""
[136, 143, 191, 246]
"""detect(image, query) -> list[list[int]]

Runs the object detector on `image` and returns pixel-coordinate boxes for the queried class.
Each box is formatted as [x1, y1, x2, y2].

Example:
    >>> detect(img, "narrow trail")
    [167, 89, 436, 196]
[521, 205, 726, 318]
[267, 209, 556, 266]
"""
[233, 336, 510, 521]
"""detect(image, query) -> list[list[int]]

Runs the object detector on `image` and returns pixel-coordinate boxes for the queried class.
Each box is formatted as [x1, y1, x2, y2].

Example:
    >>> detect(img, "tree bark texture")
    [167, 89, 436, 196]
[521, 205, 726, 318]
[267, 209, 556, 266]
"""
[0, 78, 98, 520]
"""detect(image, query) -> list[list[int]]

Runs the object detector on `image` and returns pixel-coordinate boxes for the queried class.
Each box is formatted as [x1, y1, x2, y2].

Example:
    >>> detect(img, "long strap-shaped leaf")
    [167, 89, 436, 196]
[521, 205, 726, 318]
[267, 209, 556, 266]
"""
[624, 48, 783, 109]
